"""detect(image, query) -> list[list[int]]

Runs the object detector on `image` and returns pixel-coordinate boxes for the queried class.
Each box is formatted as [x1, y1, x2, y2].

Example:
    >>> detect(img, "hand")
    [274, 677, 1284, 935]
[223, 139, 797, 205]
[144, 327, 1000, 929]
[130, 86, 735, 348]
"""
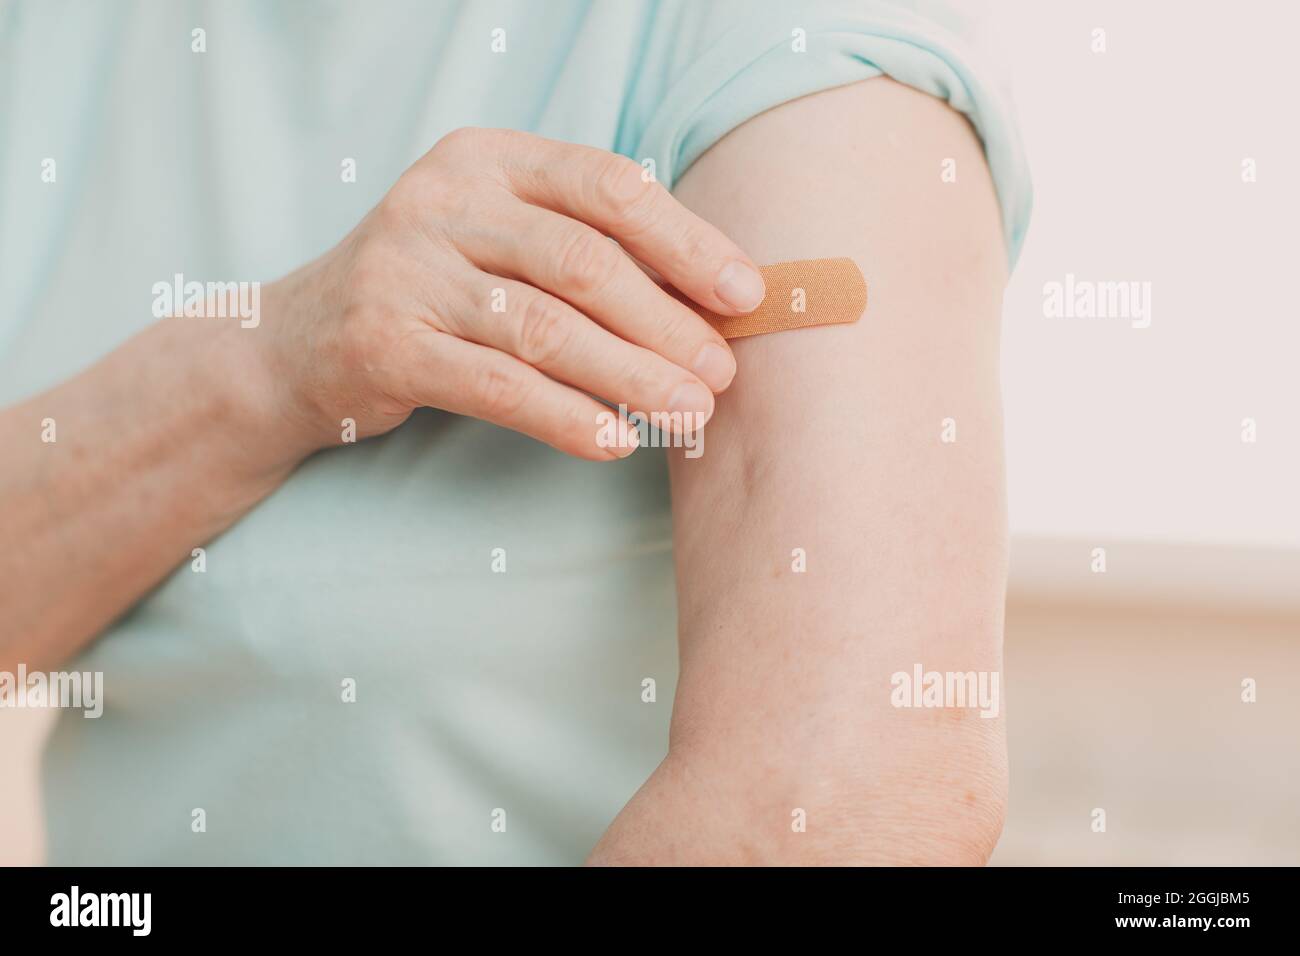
[260, 127, 766, 459]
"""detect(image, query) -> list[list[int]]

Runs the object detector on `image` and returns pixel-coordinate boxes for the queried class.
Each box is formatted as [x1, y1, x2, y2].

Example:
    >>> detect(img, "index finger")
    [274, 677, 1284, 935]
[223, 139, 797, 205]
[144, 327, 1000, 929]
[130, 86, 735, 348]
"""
[498, 136, 767, 316]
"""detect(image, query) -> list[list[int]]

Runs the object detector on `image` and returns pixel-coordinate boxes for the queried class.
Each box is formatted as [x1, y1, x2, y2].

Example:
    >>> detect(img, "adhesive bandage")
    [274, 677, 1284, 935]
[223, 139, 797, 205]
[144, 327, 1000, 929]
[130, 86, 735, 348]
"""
[689, 257, 868, 339]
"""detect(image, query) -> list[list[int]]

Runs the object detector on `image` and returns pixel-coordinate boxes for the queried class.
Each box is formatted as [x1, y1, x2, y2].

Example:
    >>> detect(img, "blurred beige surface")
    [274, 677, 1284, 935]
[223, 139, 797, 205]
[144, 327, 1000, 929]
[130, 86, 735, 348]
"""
[992, 598, 1299, 866]
[0, 705, 52, 866]
[4, 592, 1297, 866]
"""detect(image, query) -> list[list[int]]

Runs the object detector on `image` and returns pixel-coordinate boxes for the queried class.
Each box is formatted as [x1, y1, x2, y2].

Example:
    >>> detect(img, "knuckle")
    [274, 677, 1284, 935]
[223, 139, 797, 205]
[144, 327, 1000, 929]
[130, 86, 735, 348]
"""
[433, 127, 512, 175]
[655, 305, 699, 353]
[475, 363, 530, 420]
[671, 226, 715, 276]
[619, 356, 668, 403]
[593, 155, 657, 230]
[517, 294, 571, 367]
[434, 126, 483, 158]
[373, 173, 467, 252]
[388, 167, 457, 220]
[488, 127, 524, 152]
[555, 229, 619, 295]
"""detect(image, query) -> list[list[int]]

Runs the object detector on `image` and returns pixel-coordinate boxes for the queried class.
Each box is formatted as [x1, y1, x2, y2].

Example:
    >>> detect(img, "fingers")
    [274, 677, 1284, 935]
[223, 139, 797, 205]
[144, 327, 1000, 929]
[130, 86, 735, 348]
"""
[499, 136, 767, 315]
[453, 203, 737, 393]
[443, 272, 715, 432]
[397, 329, 638, 462]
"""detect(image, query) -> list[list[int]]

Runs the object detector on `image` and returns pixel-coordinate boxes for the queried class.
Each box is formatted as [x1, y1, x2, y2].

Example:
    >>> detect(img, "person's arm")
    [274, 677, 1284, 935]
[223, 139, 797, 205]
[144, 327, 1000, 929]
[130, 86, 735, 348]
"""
[589, 78, 1010, 865]
[0, 320, 309, 671]
[0, 130, 763, 670]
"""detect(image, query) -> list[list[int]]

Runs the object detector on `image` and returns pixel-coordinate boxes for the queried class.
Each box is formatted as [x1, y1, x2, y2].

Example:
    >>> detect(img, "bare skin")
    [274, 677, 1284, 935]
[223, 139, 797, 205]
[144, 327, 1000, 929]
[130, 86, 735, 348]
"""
[588, 78, 1010, 865]
[0, 129, 763, 669]
[3, 78, 1010, 866]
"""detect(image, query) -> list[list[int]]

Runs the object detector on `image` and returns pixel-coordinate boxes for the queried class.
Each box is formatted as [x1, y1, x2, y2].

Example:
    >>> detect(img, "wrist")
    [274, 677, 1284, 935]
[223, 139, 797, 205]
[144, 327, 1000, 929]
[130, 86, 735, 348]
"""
[163, 306, 318, 486]
[250, 267, 364, 458]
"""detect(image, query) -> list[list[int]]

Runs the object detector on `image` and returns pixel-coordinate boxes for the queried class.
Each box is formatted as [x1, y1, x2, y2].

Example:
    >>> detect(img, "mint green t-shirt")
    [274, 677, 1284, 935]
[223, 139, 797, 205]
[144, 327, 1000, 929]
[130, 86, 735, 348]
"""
[0, 0, 1030, 864]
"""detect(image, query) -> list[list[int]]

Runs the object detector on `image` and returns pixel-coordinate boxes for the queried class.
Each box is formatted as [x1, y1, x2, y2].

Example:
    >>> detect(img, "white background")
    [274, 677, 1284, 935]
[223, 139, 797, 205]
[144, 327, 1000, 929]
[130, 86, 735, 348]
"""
[985, 0, 1299, 553]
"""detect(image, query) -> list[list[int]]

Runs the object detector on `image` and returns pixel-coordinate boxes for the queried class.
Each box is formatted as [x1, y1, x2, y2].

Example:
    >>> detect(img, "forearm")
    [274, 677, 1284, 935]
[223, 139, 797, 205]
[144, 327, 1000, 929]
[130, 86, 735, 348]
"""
[0, 318, 308, 668]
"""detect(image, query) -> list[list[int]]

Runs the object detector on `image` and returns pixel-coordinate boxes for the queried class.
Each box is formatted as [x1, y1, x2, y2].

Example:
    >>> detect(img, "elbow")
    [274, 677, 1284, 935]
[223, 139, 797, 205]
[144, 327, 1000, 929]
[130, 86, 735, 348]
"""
[735, 718, 1010, 866]
[766, 771, 1007, 867]
[630, 710, 1008, 866]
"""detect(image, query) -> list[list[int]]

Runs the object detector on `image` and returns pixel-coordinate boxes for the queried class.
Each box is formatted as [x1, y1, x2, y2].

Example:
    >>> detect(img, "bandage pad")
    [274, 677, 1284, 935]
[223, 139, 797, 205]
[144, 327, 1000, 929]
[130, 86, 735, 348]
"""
[684, 257, 867, 339]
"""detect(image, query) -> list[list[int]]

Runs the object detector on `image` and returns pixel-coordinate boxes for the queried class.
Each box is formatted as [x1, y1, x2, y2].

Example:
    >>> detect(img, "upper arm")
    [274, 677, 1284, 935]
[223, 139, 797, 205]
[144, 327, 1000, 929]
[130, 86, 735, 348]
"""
[663, 77, 1010, 863]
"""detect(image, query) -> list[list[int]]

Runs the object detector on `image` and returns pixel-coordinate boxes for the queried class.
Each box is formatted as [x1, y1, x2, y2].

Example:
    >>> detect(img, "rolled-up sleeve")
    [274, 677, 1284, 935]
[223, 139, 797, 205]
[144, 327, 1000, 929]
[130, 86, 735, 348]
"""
[623, 0, 1032, 267]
